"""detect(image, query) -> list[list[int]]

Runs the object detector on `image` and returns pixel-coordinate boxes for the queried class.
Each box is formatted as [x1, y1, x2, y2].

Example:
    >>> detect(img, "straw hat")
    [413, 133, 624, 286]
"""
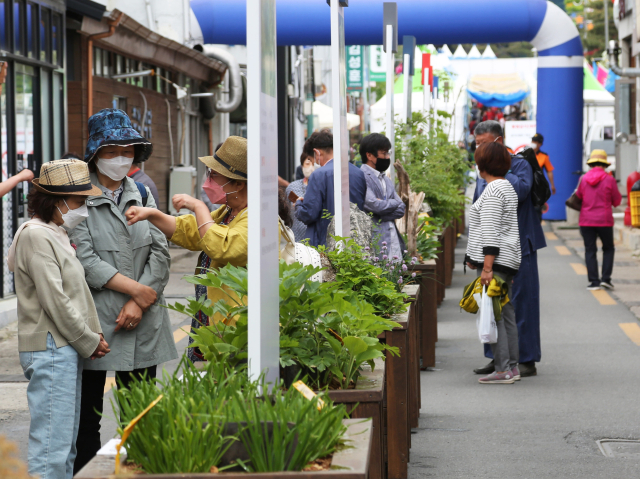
[586, 149, 611, 167]
[32, 159, 103, 196]
[198, 136, 247, 181]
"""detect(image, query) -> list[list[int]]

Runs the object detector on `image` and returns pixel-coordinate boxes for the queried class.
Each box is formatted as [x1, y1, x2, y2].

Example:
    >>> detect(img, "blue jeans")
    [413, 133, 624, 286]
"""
[20, 333, 83, 479]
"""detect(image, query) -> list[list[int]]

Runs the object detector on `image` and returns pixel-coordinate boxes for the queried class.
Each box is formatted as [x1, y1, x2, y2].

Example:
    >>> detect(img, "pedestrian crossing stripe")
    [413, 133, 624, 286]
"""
[555, 245, 571, 255]
[619, 323, 640, 346]
[545, 231, 558, 241]
[570, 263, 587, 275]
[590, 289, 616, 305]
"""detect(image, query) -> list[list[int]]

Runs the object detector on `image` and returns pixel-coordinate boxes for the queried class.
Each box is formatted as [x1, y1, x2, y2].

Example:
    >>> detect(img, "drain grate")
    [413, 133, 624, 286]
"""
[597, 439, 640, 458]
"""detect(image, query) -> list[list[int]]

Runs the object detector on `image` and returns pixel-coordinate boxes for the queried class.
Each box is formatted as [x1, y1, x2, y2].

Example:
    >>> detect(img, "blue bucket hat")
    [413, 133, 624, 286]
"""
[84, 109, 153, 163]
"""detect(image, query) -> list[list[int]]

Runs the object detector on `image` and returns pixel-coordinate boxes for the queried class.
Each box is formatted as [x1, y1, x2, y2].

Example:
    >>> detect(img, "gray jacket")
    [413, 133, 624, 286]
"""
[361, 165, 406, 254]
[69, 174, 178, 371]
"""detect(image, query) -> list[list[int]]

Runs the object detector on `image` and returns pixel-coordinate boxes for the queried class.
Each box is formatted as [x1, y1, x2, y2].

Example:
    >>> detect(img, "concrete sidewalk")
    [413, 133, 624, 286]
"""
[551, 221, 640, 321]
[409, 226, 640, 478]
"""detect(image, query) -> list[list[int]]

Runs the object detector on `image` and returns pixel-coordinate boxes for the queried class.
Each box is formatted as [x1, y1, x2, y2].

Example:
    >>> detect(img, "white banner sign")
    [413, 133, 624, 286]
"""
[504, 120, 537, 153]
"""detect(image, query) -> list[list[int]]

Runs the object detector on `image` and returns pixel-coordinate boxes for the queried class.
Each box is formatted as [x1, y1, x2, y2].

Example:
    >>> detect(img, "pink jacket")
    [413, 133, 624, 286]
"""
[576, 168, 621, 227]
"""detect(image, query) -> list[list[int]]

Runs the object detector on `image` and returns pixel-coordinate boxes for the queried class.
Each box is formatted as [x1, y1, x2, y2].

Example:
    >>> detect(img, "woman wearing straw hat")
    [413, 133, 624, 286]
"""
[69, 109, 178, 473]
[576, 149, 622, 291]
[8, 159, 110, 479]
[125, 136, 248, 362]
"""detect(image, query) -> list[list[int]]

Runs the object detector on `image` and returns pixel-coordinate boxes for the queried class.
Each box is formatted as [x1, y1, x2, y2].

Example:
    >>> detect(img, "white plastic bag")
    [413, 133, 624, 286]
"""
[476, 286, 498, 344]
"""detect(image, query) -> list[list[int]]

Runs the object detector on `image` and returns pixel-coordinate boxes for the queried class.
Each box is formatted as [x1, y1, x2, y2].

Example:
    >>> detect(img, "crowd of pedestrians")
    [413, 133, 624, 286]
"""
[8, 105, 626, 476]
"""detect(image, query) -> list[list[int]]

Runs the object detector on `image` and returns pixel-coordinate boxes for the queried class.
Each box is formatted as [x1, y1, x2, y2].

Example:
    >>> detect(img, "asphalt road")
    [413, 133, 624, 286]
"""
[408, 227, 640, 478]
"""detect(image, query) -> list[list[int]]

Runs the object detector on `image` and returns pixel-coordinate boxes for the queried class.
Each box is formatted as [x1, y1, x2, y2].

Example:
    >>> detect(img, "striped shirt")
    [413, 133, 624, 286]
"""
[466, 179, 521, 275]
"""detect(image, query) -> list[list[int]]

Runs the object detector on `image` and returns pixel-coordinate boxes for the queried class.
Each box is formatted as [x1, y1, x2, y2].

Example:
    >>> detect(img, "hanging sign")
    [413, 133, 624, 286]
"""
[369, 46, 387, 82]
[346, 45, 363, 91]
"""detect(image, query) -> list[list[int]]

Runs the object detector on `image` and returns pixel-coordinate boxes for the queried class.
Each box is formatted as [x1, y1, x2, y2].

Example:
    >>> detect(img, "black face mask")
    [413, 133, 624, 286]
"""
[374, 157, 391, 172]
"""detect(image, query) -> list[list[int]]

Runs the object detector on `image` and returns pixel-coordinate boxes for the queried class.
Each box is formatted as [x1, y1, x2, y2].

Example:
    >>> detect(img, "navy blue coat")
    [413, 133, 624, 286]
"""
[473, 154, 546, 256]
[295, 160, 367, 247]
[474, 154, 546, 364]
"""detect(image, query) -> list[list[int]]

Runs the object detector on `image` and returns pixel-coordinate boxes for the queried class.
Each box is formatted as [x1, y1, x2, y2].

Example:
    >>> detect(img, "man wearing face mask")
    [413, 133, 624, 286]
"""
[285, 151, 317, 241]
[70, 109, 178, 473]
[359, 133, 405, 258]
[295, 129, 367, 247]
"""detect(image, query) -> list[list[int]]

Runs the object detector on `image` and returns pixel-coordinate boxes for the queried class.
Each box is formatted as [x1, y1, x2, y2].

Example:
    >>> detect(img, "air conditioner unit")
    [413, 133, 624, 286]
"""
[168, 166, 197, 215]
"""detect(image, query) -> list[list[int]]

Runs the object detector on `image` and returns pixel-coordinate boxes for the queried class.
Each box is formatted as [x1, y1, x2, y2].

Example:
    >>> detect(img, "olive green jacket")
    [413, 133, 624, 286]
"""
[69, 174, 178, 371]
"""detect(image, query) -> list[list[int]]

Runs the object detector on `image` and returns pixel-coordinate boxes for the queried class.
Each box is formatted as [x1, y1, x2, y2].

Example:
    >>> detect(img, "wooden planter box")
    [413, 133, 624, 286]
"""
[408, 261, 437, 369]
[443, 227, 454, 288]
[326, 362, 385, 479]
[75, 419, 373, 479]
[434, 234, 446, 305]
[401, 284, 421, 431]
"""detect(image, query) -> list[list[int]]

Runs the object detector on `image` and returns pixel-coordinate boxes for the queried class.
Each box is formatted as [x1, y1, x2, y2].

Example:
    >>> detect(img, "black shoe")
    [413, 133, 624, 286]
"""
[473, 360, 495, 375]
[601, 281, 614, 290]
[519, 362, 537, 377]
[587, 282, 601, 291]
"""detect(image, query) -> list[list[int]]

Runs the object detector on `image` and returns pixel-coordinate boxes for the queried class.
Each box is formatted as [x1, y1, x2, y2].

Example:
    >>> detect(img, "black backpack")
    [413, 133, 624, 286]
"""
[517, 147, 551, 209]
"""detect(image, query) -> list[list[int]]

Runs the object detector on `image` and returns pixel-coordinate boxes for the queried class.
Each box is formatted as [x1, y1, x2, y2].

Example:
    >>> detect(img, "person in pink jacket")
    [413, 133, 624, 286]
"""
[575, 150, 622, 291]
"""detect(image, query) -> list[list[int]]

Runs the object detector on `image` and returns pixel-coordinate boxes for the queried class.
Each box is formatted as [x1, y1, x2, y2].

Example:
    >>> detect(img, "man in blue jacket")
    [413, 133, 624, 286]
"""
[295, 129, 367, 247]
[472, 121, 546, 377]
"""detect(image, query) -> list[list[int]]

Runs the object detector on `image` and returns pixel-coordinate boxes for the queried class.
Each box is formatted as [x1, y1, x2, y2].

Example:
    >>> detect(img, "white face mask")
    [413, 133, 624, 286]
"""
[302, 165, 315, 178]
[96, 156, 134, 181]
[58, 199, 89, 231]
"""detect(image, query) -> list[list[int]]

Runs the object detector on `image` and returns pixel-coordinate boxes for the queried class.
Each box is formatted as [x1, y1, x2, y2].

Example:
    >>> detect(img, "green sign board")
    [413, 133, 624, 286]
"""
[346, 45, 363, 91]
[369, 45, 386, 82]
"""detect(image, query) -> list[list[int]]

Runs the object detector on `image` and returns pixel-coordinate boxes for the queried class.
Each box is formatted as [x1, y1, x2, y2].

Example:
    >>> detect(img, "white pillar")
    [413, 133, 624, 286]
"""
[246, 0, 279, 385]
[402, 53, 411, 124]
[385, 25, 395, 182]
[330, 0, 349, 238]
[423, 81, 431, 133]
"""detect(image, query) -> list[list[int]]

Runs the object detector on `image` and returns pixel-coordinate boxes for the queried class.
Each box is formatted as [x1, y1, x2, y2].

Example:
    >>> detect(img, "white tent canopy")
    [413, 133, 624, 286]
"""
[467, 44, 482, 59]
[312, 101, 361, 130]
[441, 44, 453, 58]
[482, 45, 497, 59]
[452, 44, 467, 58]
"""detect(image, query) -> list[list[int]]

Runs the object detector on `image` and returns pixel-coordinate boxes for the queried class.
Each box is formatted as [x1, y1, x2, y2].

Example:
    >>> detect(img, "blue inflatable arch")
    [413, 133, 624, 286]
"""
[191, 0, 583, 220]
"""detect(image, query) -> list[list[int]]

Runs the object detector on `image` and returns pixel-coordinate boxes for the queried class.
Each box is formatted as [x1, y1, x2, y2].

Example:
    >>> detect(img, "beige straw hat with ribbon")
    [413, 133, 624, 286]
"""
[32, 159, 103, 196]
[586, 149, 611, 167]
[198, 136, 247, 181]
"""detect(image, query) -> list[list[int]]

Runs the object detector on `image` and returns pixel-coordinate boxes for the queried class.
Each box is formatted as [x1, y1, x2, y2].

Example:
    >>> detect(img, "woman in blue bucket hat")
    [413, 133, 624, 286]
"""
[69, 109, 178, 473]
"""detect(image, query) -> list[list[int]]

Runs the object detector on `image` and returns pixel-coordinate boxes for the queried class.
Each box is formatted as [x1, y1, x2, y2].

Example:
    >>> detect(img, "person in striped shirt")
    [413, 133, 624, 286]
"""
[466, 142, 521, 384]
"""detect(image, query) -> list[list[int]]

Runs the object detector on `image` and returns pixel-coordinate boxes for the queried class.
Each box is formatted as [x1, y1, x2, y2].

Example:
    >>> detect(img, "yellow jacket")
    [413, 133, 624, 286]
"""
[459, 276, 510, 321]
[170, 206, 248, 323]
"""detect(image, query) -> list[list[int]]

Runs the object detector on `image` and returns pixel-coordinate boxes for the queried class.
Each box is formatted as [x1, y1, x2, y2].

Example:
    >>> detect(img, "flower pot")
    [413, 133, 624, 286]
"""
[408, 260, 437, 369]
[75, 418, 373, 479]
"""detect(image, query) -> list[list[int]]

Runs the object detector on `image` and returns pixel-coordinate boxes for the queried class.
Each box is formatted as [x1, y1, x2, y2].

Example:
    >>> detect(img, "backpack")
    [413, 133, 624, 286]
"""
[517, 147, 551, 209]
[134, 181, 148, 207]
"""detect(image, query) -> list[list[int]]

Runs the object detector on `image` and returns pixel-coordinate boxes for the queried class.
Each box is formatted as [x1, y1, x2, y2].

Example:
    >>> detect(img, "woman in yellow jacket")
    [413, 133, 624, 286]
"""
[125, 136, 248, 362]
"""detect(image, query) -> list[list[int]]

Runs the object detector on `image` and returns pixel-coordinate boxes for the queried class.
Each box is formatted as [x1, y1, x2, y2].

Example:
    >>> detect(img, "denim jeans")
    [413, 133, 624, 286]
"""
[20, 333, 83, 479]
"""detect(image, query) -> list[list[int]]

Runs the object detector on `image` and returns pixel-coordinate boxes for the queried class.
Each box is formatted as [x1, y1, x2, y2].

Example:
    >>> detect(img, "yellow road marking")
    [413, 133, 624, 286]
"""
[104, 377, 116, 394]
[570, 263, 587, 275]
[620, 323, 640, 346]
[104, 326, 191, 394]
[541, 220, 546, 226]
[555, 245, 571, 256]
[545, 231, 558, 240]
[173, 327, 189, 343]
[590, 289, 616, 305]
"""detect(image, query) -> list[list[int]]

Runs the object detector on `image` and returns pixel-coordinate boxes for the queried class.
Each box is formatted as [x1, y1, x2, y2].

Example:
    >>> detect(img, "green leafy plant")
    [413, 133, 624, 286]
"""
[168, 261, 400, 390]
[394, 110, 471, 227]
[319, 237, 408, 318]
[413, 216, 444, 262]
[112, 359, 349, 474]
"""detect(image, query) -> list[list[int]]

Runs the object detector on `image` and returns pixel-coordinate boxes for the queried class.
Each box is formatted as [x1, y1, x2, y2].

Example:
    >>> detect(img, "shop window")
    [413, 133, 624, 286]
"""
[26, 2, 36, 59]
[102, 49, 110, 77]
[94, 47, 102, 76]
[112, 95, 126, 111]
[40, 7, 50, 63]
[115, 54, 123, 79]
[14, 0, 24, 55]
[51, 12, 61, 66]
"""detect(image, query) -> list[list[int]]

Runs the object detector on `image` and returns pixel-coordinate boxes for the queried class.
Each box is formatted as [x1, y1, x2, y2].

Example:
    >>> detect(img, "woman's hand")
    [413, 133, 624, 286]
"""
[90, 334, 110, 360]
[172, 194, 205, 213]
[125, 206, 155, 226]
[480, 269, 493, 287]
[131, 283, 157, 311]
[115, 299, 143, 332]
